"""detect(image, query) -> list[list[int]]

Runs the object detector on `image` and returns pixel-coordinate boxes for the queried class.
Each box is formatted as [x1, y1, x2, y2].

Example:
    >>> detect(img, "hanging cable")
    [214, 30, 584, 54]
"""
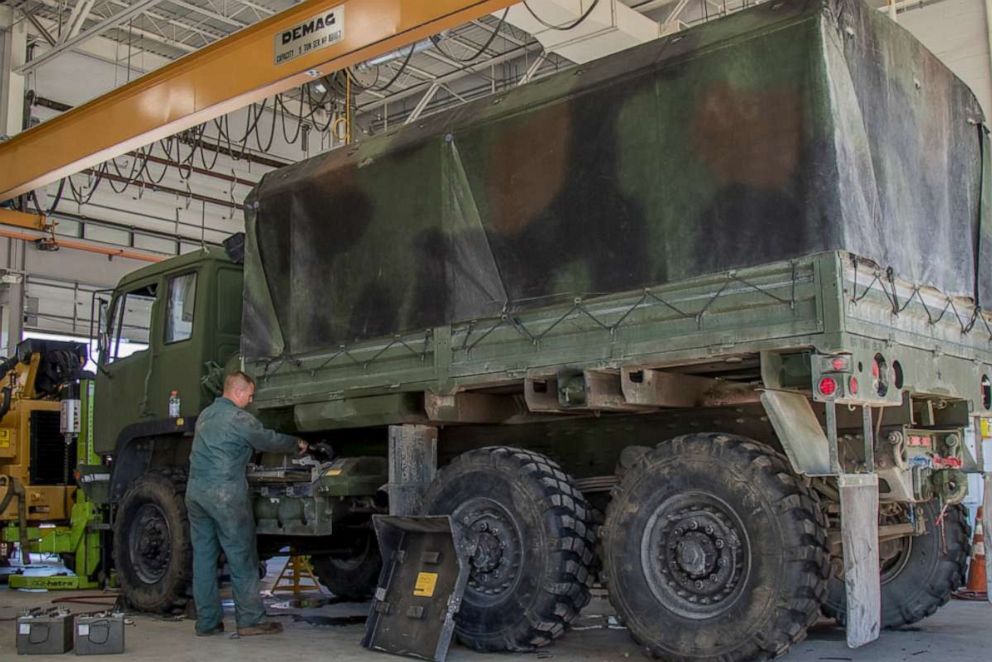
[349, 44, 416, 93]
[522, 0, 601, 31]
[49, 76, 345, 211]
[29, 178, 66, 216]
[430, 9, 509, 63]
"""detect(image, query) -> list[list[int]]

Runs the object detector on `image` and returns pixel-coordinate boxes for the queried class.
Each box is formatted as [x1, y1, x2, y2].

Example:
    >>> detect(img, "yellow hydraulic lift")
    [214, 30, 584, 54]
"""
[0, 0, 519, 203]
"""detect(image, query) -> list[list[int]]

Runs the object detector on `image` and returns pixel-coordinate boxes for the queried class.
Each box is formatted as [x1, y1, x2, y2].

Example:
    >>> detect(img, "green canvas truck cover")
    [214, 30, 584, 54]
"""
[242, 0, 990, 361]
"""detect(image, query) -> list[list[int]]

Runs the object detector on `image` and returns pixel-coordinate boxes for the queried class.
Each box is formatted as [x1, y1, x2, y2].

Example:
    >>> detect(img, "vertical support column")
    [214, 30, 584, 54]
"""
[1, 9, 28, 355]
[387, 424, 437, 516]
[862, 406, 875, 471]
[0, 238, 24, 354]
[0, 5, 27, 139]
[839, 473, 881, 648]
[825, 400, 840, 473]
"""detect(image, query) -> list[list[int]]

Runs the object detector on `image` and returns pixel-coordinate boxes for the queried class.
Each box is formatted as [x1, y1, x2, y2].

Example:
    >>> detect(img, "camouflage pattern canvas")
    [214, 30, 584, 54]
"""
[242, 0, 989, 360]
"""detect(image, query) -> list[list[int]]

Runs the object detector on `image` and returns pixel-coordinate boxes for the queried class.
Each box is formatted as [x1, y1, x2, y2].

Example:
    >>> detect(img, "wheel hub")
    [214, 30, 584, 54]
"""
[454, 499, 523, 604]
[675, 532, 717, 576]
[642, 492, 750, 619]
[129, 503, 172, 584]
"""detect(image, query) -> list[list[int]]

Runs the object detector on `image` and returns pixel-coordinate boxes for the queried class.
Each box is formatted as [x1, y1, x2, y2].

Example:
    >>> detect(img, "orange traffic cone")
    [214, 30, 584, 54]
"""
[954, 506, 987, 601]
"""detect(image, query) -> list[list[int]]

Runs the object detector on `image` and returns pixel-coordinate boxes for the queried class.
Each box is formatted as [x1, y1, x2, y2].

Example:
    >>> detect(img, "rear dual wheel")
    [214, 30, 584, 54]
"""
[822, 501, 970, 628]
[602, 433, 830, 661]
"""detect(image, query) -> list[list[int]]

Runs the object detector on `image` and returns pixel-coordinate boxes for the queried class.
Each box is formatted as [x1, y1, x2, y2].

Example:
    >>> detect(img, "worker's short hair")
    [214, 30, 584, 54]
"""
[224, 370, 255, 392]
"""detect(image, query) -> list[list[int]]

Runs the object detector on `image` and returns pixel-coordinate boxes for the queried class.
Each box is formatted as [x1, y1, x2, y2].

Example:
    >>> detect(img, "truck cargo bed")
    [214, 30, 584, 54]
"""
[250, 251, 992, 429]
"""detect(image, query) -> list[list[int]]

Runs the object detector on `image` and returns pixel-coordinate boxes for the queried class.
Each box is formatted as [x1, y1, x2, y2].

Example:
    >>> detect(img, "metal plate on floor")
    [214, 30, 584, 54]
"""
[362, 515, 469, 662]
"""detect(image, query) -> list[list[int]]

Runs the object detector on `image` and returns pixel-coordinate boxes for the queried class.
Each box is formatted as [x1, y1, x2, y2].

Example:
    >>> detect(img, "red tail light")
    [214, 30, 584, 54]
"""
[818, 377, 838, 397]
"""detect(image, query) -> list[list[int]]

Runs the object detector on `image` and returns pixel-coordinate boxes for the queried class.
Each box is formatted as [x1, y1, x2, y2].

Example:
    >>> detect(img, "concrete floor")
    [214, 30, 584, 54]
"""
[1, 563, 990, 661]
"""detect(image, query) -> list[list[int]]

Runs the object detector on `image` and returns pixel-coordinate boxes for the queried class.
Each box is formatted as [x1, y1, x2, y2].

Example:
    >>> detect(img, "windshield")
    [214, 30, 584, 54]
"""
[104, 284, 155, 364]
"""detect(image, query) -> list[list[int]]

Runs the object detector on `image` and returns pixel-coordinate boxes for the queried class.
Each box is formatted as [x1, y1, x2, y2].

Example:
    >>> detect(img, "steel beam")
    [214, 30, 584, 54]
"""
[61, 0, 98, 42]
[18, 0, 168, 73]
[168, 0, 250, 29]
[20, 8, 57, 47]
[517, 52, 546, 85]
[404, 82, 439, 124]
[0, 226, 165, 262]
[0, 209, 46, 231]
[356, 42, 539, 112]
[31, 0, 193, 61]
[0, 0, 521, 201]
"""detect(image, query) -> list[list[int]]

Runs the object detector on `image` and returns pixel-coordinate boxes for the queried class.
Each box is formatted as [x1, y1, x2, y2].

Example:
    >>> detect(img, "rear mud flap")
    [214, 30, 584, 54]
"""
[362, 515, 469, 662]
[839, 473, 881, 648]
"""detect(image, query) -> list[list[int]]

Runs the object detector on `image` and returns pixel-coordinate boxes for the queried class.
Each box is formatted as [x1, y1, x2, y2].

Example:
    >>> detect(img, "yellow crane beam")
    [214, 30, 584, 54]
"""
[0, 0, 519, 202]
[0, 209, 45, 230]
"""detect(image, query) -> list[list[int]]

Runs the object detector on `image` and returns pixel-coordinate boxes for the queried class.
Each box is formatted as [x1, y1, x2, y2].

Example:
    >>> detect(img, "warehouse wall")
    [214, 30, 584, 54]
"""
[899, 0, 992, 118]
[0, 236, 147, 353]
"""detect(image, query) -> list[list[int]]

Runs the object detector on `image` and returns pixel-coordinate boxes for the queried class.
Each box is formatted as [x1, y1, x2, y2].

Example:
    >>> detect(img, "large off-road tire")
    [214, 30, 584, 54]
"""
[114, 471, 192, 613]
[311, 529, 382, 600]
[823, 501, 970, 628]
[424, 446, 596, 652]
[602, 433, 829, 661]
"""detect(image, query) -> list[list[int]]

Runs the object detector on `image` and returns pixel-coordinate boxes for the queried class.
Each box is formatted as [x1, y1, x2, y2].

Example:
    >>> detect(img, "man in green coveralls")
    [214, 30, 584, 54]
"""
[186, 371, 308, 637]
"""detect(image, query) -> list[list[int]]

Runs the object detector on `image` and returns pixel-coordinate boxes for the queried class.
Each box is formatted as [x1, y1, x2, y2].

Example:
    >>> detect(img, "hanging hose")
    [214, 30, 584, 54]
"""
[51, 594, 121, 608]
[0, 384, 11, 423]
[0, 475, 30, 565]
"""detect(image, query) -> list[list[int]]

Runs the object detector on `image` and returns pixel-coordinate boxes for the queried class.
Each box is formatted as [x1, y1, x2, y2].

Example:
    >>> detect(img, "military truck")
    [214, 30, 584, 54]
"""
[81, 0, 991, 659]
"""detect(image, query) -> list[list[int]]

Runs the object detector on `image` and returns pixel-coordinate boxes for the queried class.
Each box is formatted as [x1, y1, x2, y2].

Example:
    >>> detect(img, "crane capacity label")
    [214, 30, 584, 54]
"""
[274, 6, 345, 65]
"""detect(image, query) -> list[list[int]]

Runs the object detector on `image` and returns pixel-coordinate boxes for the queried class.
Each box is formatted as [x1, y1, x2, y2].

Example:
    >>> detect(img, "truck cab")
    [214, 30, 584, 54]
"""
[93, 247, 242, 462]
[88, 245, 386, 614]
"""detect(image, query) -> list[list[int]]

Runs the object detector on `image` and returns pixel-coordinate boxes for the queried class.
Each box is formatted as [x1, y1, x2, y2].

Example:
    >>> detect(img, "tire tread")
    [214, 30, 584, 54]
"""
[602, 433, 829, 661]
[427, 446, 596, 652]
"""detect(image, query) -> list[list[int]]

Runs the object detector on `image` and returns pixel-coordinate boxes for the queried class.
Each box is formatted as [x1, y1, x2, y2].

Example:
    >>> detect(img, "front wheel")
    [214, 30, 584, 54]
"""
[113, 472, 192, 613]
[602, 433, 829, 661]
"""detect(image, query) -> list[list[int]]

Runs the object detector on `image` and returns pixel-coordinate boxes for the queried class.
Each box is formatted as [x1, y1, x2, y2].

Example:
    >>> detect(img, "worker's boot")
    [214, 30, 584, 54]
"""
[236, 622, 283, 636]
[195, 623, 225, 637]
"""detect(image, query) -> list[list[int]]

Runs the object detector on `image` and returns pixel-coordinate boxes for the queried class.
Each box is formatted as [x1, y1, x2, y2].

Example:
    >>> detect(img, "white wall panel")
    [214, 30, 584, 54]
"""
[898, 0, 992, 117]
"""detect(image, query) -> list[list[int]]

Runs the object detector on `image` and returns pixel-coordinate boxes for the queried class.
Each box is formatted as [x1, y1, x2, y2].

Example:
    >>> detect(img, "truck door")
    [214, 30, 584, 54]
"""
[148, 270, 204, 419]
[93, 281, 158, 450]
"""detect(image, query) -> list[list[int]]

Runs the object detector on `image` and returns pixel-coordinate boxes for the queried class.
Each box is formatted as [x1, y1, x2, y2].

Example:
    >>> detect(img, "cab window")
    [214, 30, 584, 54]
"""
[107, 284, 155, 363]
[165, 273, 197, 344]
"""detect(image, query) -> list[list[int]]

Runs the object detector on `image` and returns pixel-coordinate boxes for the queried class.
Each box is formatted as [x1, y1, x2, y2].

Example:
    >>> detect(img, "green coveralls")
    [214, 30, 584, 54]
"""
[185, 396, 298, 633]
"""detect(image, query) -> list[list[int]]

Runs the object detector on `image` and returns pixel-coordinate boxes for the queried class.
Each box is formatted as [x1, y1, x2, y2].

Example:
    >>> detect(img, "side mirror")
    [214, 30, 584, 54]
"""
[95, 297, 110, 364]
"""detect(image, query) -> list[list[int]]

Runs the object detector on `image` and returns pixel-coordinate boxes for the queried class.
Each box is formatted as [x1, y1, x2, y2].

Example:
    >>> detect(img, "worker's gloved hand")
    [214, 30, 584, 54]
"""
[297, 439, 309, 455]
[307, 441, 335, 461]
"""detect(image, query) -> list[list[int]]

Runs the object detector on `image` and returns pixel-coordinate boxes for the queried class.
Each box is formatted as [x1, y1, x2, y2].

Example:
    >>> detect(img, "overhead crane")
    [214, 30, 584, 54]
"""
[0, 0, 519, 208]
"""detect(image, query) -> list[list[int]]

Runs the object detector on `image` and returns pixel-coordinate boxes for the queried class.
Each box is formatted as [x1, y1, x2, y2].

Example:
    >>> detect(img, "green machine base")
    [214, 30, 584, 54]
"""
[8, 574, 98, 590]
[3, 499, 102, 591]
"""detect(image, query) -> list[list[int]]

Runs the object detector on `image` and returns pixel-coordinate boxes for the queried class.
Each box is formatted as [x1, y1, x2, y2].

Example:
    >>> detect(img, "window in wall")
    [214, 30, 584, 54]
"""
[107, 285, 155, 364]
[165, 273, 197, 344]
